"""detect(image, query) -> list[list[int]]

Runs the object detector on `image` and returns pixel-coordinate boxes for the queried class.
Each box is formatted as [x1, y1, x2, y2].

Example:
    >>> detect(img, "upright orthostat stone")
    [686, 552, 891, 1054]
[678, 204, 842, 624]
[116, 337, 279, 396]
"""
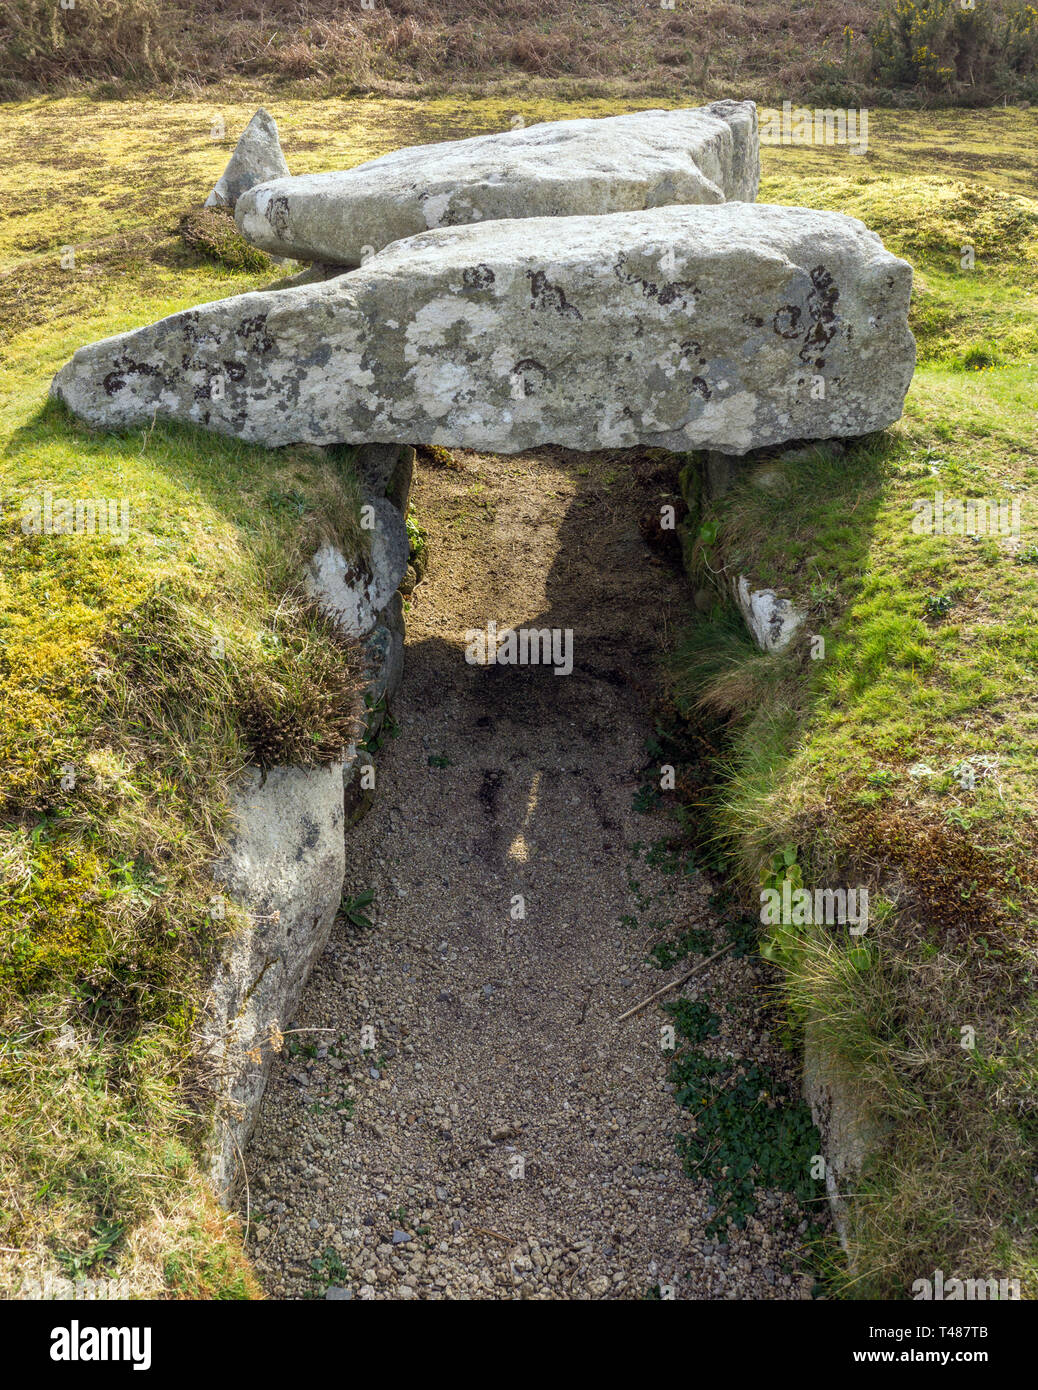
[51, 203, 915, 456]
[305, 496, 409, 639]
[205, 107, 290, 212]
[207, 759, 347, 1197]
[234, 101, 759, 265]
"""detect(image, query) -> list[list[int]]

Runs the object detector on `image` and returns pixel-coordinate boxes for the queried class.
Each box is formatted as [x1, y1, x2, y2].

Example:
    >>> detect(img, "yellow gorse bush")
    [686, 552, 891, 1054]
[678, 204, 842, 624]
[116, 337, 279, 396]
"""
[872, 0, 1038, 94]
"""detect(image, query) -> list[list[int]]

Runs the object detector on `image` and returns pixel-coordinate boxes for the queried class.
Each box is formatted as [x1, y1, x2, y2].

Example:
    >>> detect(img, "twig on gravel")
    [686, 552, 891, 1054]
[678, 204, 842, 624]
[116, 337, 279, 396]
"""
[471, 1226, 514, 1245]
[614, 943, 734, 1023]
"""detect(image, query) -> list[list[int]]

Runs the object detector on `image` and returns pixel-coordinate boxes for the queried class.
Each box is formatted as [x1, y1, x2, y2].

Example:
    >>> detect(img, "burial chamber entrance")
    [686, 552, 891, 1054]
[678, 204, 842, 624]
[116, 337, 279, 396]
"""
[229, 435, 827, 1302]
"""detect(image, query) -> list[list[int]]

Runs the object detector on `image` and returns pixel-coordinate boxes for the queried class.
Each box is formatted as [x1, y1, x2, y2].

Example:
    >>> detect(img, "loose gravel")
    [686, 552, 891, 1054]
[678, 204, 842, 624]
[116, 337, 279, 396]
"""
[241, 446, 815, 1300]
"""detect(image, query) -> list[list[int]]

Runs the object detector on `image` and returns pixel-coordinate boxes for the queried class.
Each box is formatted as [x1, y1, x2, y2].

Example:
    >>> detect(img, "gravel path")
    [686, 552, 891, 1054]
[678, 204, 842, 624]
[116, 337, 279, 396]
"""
[242, 446, 814, 1300]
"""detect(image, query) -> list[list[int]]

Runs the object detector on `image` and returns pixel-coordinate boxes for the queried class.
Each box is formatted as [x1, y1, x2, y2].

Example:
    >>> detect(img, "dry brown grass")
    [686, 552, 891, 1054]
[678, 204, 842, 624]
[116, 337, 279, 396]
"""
[0, 1, 888, 101]
[8, 1, 1031, 106]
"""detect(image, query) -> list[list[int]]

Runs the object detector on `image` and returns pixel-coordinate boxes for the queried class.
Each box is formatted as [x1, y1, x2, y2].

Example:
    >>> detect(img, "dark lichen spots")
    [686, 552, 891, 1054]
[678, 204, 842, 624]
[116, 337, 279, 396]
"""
[102, 357, 168, 396]
[303, 344, 332, 369]
[527, 270, 583, 320]
[774, 267, 840, 366]
[181, 312, 224, 349]
[509, 358, 549, 397]
[180, 356, 246, 393]
[742, 314, 765, 328]
[613, 252, 697, 311]
[462, 263, 495, 291]
[690, 376, 711, 400]
[800, 265, 839, 365]
[657, 280, 698, 309]
[339, 557, 372, 589]
[773, 305, 802, 339]
[238, 314, 275, 354]
[193, 361, 243, 402]
[678, 338, 707, 368]
[266, 194, 290, 239]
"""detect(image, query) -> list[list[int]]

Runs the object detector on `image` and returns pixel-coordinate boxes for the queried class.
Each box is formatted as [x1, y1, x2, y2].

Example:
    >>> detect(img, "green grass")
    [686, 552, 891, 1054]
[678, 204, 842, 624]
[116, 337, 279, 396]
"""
[667, 158, 1038, 1295]
[1, 91, 1036, 1298]
[0, 239, 369, 1293]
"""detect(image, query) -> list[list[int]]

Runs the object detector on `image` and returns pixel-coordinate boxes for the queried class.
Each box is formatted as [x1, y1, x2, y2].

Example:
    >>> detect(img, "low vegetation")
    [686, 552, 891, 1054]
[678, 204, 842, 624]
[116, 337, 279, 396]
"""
[2, 1, 1036, 105]
[0, 226, 368, 1291]
[0, 86, 1034, 1297]
[867, 0, 1038, 97]
[178, 206, 272, 273]
[664, 165, 1038, 1296]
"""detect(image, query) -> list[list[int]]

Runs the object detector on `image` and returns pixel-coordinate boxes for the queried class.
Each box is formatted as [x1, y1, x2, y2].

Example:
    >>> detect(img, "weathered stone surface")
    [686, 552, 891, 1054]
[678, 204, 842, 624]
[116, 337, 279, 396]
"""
[342, 586, 406, 829]
[363, 592, 405, 709]
[304, 496, 409, 639]
[353, 442, 404, 497]
[206, 760, 347, 1198]
[386, 445, 416, 515]
[51, 203, 914, 456]
[205, 107, 290, 212]
[734, 576, 806, 652]
[804, 1024, 888, 1251]
[235, 101, 760, 265]
[703, 450, 748, 500]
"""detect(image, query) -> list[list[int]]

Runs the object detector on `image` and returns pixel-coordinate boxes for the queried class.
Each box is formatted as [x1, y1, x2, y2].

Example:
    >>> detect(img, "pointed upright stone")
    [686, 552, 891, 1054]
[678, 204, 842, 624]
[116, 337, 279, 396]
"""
[205, 107, 290, 212]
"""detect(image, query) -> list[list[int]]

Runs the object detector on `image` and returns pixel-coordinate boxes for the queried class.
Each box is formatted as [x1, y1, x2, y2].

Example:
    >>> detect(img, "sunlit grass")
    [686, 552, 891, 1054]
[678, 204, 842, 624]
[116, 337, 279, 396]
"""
[671, 359, 1038, 1295]
[0, 244, 366, 1294]
[1, 90, 1035, 1298]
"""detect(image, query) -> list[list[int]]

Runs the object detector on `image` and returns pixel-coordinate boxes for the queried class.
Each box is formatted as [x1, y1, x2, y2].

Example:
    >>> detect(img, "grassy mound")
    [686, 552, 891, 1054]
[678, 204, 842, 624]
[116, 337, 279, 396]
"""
[0, 243, 367, 1292]
[666, 158, 1038, 1290]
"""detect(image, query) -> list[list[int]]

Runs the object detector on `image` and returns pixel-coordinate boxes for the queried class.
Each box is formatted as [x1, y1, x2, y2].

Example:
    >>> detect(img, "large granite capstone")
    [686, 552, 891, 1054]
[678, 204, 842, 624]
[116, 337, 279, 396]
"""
[50, 203, 915, 456]
[234, 101, 760, 266]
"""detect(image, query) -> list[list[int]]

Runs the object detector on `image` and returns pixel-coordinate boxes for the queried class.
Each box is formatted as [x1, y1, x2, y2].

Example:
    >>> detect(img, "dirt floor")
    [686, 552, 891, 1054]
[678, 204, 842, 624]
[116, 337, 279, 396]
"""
[240, 444, 815, 1300]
